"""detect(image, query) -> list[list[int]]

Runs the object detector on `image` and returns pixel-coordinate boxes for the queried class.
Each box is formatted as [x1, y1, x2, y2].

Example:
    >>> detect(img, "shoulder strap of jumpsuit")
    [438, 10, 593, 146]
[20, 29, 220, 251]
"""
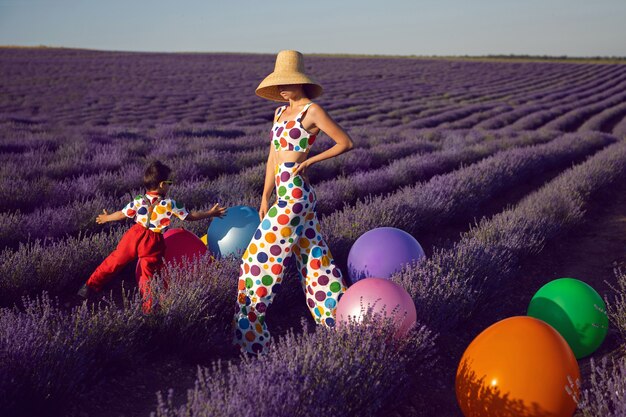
[142, 194, 162, 229]
[296, 102, 314, 123]
[275, 105, 288, 122]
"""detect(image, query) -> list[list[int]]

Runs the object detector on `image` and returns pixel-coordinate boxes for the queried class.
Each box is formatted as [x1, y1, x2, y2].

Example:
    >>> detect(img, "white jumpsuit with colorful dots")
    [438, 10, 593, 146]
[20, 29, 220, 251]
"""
[233, 102, 348, 355]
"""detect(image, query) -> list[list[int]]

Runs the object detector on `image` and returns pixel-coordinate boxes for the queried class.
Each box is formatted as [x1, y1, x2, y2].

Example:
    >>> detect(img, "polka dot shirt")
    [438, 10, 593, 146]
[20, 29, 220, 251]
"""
[122, 193, 189, 233]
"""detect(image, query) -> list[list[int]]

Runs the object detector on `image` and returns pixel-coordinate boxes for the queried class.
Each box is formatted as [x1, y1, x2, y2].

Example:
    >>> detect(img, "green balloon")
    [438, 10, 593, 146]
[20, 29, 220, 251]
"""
[527, 278, 608, 359]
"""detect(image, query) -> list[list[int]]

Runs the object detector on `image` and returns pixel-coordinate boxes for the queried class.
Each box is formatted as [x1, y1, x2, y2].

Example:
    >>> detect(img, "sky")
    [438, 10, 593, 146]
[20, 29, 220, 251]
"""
[1, 0, 625, 57]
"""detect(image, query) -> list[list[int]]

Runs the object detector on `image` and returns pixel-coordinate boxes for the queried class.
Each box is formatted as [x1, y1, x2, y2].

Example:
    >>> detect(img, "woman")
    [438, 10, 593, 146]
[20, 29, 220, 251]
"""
[232, 50, 354, 355]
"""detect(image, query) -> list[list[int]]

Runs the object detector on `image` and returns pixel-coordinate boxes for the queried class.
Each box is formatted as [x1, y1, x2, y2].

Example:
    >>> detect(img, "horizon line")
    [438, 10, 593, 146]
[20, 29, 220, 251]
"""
[2, 44, 626, 62]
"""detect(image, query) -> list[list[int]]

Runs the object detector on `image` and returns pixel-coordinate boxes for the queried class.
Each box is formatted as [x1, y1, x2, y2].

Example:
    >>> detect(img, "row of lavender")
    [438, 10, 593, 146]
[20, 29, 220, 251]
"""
[0, 49, 598, 126]
[0, 127, 559, 250]
[0, 123, 428, 212]
[0, 130, 619, 415]
[2, 49, 626, 135]
[153, 133, 626, 417]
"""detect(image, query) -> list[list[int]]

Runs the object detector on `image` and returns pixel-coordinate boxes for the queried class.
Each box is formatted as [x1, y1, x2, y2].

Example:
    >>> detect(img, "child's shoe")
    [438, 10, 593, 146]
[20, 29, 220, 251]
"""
[77, 283, 95, 299]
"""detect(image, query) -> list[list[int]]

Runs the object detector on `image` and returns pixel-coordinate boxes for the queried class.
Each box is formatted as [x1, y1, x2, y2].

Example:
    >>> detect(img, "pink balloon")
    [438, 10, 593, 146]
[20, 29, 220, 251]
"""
[336, 277, 417, 337]
[135, 228, 209, 280]
[161, 228, 208, 268]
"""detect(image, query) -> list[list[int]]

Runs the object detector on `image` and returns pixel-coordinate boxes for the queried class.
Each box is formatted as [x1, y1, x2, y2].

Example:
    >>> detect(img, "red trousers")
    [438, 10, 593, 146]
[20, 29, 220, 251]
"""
[86, 223, 165, 312]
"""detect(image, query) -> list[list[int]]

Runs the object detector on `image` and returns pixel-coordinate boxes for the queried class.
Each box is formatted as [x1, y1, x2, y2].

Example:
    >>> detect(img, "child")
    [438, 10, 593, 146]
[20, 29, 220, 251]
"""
[77, 160, 226, 312]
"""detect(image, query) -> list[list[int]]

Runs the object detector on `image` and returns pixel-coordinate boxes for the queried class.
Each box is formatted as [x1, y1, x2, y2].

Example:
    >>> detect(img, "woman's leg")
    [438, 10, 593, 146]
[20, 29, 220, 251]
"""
[293, 194, 348, 327]
[232, 199, 304, 355]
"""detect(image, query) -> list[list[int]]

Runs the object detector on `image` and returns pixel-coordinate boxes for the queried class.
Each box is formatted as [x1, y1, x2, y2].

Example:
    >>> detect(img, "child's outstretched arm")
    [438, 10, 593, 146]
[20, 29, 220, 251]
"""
[96, 209, 127, 224]
[185, 203, 227, 222]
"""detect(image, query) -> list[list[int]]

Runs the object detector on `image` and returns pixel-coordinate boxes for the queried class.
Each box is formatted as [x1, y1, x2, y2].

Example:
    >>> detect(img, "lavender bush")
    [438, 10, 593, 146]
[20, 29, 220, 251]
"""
[607, 268, 626, 342]
[571, 355, 626, 417]
[0, 293, 147, 415]
[146, 253, 240, 356]
[0, 229, 125, 305]
[153, 315, 435, 417]
[571, 268, 626, 417]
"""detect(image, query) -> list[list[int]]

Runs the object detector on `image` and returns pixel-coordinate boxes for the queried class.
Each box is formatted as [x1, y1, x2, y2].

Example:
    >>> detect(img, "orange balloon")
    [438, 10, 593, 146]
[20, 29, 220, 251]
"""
[455, 316, 580, 417]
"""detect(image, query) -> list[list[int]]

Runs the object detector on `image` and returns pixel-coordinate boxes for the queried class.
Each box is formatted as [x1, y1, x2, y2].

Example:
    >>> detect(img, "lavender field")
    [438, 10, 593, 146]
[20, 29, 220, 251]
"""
[1, 48, 626, 417]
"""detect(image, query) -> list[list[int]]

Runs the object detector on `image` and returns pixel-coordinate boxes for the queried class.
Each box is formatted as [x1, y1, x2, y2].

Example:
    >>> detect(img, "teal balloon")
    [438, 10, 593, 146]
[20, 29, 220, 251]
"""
[207, 205, 260, 258]
[527, 277, 608, 359]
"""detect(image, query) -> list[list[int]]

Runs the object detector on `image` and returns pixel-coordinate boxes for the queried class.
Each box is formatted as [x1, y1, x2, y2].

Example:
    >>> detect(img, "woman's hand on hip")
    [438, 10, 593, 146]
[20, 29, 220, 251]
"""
[293, 159, 312, 177]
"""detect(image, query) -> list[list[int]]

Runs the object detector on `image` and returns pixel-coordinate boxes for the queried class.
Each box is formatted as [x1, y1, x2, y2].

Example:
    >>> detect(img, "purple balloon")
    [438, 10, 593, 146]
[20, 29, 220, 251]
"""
[336, 277, 417, 337]
[347, 227, 425, 282]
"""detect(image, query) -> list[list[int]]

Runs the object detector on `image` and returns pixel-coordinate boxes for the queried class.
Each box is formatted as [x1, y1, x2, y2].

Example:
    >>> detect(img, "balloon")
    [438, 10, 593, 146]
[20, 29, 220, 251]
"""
[347, 227, 425, 283]
[335, 277, 416, 337]
[207, 205, 260, 258]
[200, 234, 207, 245]
[161, 228, 208, 267]
[527, 277, 608, 359]
[135, 228, 208, 280]
[456, 316, 580, 417]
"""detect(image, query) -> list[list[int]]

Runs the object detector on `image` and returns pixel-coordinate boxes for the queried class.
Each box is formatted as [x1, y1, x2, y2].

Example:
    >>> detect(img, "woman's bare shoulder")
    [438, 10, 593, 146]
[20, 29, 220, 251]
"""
[307, 102, 327, 116]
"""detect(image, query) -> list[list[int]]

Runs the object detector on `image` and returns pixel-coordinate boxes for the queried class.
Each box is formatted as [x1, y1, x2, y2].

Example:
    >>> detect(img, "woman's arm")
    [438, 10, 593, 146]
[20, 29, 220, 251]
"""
[293, 103, 354, 175]
[261, 108, 281, 203]
[258, 108, 281, 219]
[261, 142, 277, 203]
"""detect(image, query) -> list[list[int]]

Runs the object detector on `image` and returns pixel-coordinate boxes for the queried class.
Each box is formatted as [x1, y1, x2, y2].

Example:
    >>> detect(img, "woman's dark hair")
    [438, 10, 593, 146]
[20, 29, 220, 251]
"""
[301, 84, 313, 99]
[143, 160, 172, 190]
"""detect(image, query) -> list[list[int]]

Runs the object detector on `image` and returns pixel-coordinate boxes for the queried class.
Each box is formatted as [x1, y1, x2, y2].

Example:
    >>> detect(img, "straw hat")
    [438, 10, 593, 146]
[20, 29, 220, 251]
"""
[256, 50, 323, 102]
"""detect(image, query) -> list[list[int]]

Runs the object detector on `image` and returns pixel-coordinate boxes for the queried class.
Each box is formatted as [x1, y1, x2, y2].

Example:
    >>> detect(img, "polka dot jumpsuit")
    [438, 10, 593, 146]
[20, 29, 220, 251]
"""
[233, 102, 348, 355]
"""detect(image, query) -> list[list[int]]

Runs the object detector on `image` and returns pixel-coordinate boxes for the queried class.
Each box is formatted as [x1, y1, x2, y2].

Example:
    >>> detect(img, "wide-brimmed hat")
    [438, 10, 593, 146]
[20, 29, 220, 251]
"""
[256, 50, 323, 102]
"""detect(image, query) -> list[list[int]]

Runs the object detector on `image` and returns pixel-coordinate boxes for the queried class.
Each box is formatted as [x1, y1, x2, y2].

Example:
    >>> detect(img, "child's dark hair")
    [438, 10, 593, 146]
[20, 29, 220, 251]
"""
[143, 160, 172, 190]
